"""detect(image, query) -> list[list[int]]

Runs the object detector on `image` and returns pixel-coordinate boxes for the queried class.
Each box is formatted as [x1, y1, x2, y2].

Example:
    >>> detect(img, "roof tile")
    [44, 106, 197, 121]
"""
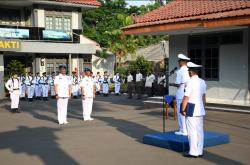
[54, 0, 101, 6]
[128, 0, 250, 29]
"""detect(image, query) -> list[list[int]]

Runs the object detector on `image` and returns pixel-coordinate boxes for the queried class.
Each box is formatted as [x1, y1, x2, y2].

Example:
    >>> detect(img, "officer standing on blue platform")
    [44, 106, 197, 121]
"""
[54, 65, 72, 125]
[181, 62, 206, 158]
[169, 54, 190, 136]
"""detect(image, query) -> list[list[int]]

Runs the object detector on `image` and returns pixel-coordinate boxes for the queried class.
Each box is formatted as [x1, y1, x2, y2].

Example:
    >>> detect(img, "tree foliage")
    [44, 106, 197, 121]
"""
[6, 60, 24, 75]
[82, 0, 167, 54]
[128, 56, 152, 75]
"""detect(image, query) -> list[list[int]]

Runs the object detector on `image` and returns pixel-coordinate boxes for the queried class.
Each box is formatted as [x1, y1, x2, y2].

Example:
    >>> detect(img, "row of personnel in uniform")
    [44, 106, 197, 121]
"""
[5, 66, 96, 123]
[169, 54, 206, 158]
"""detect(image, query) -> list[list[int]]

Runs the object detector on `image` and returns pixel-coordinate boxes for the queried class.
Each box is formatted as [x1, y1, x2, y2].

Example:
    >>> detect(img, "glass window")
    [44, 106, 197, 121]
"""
[221, 31, 242, 44]
[55, 17, 63, 30]
[0, 8, 21, 26]
[204, 48, 219, 80]
[45, 14, 71, 32]
[63, 17, 71, 32]
[46, 63, 54, 75]
[45, 16, 53, 29]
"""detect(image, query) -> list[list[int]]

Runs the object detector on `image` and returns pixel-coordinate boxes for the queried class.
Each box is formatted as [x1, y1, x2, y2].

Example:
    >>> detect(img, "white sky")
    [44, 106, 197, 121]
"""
[126, 0, 154, 6]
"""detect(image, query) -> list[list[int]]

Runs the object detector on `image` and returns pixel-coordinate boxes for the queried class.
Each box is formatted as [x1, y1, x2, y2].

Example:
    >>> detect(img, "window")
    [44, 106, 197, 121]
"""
[63, 17, 71, 31]
[45, 14, 72, 32]
[204, 48, 219, 80]
[189, 35, 219, 81]
[83, 58, 91, 63]
[46, 63, 54, 75]
[45, 16, 53, 29]
[0, 8, 21, 26]
[221, 31, 242, 44]
[55, 17, 63, 30]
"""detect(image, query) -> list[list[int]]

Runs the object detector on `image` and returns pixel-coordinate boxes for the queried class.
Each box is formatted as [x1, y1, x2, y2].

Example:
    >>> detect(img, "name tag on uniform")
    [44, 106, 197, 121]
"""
[181, 103, 195, 117]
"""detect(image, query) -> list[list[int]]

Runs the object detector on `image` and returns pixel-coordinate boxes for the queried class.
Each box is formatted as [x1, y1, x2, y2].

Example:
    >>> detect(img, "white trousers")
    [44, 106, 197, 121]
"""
[20, 85, 26, 98]
[103, 84, 109, 94]
[72, 85, 79, 96]
[57, 98, 69, 124]
[27, 85, 35, 98]
[176, 99, 187, 134]
[35, 85, 42, 97]
[10, 90, 20, 109]
[115, 83, 120, 94]
[95, 83, 100, 92]
[50, 86, 55, 96]
[42, 85, 49, 97]
[82, 98, 93, 120]
[186, 116, 204, 156]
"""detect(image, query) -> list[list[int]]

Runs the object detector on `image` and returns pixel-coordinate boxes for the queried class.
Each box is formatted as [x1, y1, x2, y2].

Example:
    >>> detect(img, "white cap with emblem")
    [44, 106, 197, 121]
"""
[178, 54, 190, 61]
[187, 62, 202, 68]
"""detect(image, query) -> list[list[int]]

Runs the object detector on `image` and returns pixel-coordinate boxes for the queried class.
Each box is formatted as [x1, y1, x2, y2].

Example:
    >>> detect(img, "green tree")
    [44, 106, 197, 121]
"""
[128, 56, 152, 75]
[6, 60, 25, 76]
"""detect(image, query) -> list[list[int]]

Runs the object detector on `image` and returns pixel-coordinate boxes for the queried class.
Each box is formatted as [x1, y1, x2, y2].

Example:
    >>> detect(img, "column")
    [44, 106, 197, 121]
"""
[69, 54, 72, 74]
[0, 53, 5, 99]
[248, 26, 250, 101]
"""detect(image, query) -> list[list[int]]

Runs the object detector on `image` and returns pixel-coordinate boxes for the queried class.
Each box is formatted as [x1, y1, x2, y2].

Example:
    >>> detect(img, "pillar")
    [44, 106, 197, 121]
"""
[69, 54, 72, 74]
[0, 53, 5, 99]
[248, 26, 250, 101]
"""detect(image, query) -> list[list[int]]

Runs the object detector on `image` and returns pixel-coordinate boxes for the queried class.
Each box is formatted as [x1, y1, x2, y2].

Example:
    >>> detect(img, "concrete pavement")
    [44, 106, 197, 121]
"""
[0, 95, 249, 165]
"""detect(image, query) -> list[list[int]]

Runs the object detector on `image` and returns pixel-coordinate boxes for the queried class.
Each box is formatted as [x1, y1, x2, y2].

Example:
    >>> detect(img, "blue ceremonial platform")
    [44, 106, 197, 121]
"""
[143, 131, 230, 152]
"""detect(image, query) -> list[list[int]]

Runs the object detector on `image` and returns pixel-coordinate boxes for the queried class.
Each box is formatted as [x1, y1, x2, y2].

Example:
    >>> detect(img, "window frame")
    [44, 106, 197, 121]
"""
[44, 11, 72, 32]
[188, 34, 220, 81]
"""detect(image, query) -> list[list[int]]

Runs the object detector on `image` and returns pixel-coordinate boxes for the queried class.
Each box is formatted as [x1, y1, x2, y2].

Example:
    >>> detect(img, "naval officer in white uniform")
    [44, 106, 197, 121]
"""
[80, 68, 95, 121]
[169, 54, 190, 136]
[25, 72, 36, 102]
[54, 65, 72, 125]
[181, 62, 206, 158]
[5, 73, 21, 113]
[113, 72, 121, 95]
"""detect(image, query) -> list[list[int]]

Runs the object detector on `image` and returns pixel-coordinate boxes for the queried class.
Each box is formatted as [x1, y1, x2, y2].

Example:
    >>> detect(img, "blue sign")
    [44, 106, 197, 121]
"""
[0, 28, 29, 39]
[42, 30, 71, 40]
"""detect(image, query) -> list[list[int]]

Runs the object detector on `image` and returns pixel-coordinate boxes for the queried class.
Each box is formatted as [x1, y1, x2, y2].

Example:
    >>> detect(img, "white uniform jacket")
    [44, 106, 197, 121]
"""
[175, 65, 190, 100]
[184, 75, 206, 116]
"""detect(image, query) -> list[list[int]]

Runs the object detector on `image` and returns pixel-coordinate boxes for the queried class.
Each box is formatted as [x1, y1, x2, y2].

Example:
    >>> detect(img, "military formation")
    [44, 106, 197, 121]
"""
[5, 54, 206, 158]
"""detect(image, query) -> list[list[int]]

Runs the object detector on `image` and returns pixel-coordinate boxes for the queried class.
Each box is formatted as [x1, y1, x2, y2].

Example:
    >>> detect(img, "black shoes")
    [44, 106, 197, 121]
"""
[183, 154, 203, 158]
[11, 108, 21, 113]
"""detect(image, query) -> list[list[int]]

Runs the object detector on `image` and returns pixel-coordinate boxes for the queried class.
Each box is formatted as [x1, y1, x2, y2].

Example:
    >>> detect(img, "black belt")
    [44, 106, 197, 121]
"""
[13, 88, 19, 90]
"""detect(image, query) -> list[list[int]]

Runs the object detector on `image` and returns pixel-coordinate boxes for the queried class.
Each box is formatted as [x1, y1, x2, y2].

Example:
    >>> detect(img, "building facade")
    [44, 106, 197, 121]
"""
[0, 0, 101, 98]
[122, 0, 250, 106]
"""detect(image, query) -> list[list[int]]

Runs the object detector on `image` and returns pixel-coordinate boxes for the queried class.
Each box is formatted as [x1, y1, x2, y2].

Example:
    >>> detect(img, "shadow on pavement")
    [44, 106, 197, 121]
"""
[95, 116, 157, 143]
[0, 126, 80, 165]
[203, 151, 244, 165]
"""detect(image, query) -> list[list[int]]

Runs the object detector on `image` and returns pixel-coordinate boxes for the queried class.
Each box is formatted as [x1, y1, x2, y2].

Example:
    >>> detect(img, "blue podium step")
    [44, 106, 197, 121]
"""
[143, 131, 229, 152]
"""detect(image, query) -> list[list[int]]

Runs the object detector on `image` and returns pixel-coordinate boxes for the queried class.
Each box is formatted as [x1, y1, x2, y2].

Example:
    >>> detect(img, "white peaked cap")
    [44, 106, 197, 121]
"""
[187, 62, 202, 68]
[178, 54, 190, 61]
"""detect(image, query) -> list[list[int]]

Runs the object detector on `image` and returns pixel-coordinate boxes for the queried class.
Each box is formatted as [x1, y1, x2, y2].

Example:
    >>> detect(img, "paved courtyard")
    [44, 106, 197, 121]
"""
[0, 95, 249, 165]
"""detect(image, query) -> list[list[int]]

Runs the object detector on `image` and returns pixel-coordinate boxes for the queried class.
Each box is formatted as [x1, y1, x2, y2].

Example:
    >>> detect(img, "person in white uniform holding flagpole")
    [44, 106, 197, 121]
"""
[169, 54, 190, 136]
[54, 65, 72, 125]
[80, 68, 95, 121]
[181, 62, 206, 158]
[5, 73, 21, 113]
